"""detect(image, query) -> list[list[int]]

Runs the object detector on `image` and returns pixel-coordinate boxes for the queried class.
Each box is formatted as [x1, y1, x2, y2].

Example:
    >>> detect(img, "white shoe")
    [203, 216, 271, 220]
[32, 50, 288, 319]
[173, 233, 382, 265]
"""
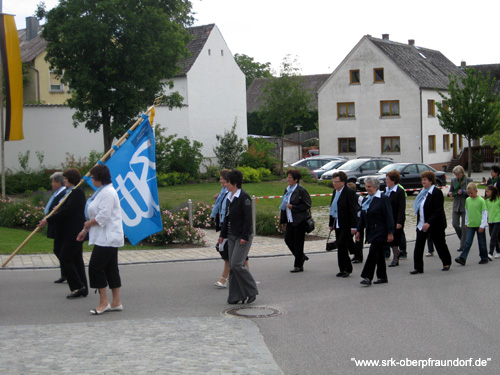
[495, 253, 500, 259]
[425, 252, 433, 257]
[488, 254, 494, 261]
[214, 277, 228, 288]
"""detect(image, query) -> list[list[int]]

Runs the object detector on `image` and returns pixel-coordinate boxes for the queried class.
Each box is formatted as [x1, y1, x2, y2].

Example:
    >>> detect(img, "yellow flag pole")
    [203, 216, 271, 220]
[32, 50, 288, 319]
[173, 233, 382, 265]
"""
[1, 104, 156, 268]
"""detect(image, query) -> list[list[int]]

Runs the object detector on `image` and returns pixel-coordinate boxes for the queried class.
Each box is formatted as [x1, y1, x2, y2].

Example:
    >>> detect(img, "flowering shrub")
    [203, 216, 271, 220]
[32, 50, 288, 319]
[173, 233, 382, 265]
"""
[255, 211, 283, 236]
[184, 202, 215, 229]
[147, 209, 207, 245]
[0, 197, 45, 229]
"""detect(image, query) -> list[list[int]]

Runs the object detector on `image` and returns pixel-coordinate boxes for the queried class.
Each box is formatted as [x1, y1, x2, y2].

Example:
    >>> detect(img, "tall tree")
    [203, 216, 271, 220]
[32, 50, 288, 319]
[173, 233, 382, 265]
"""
[234, 53, 272, 89]
[436, 67, 500, 176]
[259, 55, 313, 178]
[41, 0, 194, 151]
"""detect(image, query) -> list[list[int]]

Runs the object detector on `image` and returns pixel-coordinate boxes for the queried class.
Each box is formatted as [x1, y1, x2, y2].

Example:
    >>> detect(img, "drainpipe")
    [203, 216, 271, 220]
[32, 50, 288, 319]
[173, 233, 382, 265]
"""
[28, 64, 41, 102]
[419, 88, 423, 163]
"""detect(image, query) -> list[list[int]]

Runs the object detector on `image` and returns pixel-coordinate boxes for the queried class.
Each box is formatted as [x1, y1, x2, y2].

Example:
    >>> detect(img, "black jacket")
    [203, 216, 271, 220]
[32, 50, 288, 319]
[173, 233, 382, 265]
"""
[328, 186, 358, 229]
[46, 187, 86, 242]
[357, 193, 394, 243]
[280, 184, 312, 226]
[220, 189, 253, 241]
[417, 186, 447, 231]
[388, 185, 406, 227]
[46, 188, 67, 239]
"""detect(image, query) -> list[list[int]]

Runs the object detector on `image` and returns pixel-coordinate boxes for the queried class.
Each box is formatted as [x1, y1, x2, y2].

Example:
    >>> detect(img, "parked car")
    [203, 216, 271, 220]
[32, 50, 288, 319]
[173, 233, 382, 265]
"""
[356, 163, 447, 193]
[319, 157, 394, 182]
[289, 155, 347, 170]
[305, 149, 320, 157]
[311, 159, 348, 179]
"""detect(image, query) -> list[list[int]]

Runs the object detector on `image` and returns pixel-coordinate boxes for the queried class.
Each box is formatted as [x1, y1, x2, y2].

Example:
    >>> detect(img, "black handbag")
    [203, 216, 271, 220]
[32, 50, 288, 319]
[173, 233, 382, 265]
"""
[326, 230, 337, 251]
[305, 216, 315, 233]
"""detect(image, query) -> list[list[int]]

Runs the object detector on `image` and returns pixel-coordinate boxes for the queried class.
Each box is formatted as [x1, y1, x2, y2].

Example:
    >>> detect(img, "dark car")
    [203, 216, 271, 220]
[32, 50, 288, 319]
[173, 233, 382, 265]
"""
[319, 157, 394, 183]
[311, 159, 348, 179]
[356, 163, 447, 193]
[289, 156, 347, 171]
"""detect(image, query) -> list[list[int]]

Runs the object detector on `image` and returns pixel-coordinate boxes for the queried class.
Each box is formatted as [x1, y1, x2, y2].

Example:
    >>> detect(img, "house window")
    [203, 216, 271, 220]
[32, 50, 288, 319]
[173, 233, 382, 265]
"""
[337, 102, 355, 119]
[428, 100, 435, 116]
[208, 49, 211, 56]
[443, 134, 450, 150]
[339, 138, 356, 153]
[49, 70, 64, 92]
[381, 137, 401, 153]
[374, 68, 384, 83]
[428, 135, 436, 152]
[350, 70, 360, 84]
[380, 100, 400, 117]
[221, 49, 224, 56]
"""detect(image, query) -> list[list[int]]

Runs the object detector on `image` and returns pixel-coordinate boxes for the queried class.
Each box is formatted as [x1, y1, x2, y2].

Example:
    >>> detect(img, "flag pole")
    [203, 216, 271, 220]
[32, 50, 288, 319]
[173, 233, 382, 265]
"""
[1, 104, 156, 268]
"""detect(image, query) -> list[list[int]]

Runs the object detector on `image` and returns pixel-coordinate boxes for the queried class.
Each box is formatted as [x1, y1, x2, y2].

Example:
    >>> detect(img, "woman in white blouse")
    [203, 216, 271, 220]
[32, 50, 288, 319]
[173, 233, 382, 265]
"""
[77, 165, 124, 315]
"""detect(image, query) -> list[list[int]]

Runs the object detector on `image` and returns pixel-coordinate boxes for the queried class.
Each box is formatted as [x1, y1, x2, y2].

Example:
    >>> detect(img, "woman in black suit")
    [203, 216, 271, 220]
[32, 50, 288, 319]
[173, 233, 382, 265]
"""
[411, 171, 452, 274]
[38, 168, 88, 298]
[219, 170, 258, 304]
[357, 177, 394, 286]
[385, 170, 406, 267]
[280, 169, 312, 273]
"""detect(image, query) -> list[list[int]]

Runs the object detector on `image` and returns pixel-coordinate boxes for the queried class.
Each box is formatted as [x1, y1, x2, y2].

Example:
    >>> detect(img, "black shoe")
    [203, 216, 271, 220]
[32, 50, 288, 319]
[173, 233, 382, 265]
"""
[352, 259, 362, 264]
[54, 277, 66, 284]
[290, 267, 304, 273]
[228, 300, 243, 305]
[442, 265, 451, 271]
[360, 278, 372, 286]
[303, 255, 309, 261]
[388, 261, 399, 267]
[373, 279, 388, 284]
[341, 272, 351, 278]
[66, 287, 87, 299]
[410, 270, 423, 275]
[478, 259, 489, 264]
[246, 295, 257, 304]
[336, 272, 345, 277]
[455, 257, 466, 266]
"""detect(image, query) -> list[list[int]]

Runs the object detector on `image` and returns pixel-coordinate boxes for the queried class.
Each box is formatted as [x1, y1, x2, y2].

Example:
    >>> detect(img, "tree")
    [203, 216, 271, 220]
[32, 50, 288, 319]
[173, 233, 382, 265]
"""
[234, 53, 272, 89]
[41, 0, 194, 151]
[213, 120, 245, 169]
[436, 67, 500, 176]
[259, 55, 313, 178]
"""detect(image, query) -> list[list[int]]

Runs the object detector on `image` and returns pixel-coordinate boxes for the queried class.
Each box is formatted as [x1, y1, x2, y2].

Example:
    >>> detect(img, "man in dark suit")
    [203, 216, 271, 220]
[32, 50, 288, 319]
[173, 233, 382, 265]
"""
[45, 172, 67, 283]
[329, 172, 358, 277]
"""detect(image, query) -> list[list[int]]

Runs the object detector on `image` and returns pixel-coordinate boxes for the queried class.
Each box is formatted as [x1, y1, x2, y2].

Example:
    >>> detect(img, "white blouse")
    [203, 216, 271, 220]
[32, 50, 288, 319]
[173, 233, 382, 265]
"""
[87, 184, 124, 248]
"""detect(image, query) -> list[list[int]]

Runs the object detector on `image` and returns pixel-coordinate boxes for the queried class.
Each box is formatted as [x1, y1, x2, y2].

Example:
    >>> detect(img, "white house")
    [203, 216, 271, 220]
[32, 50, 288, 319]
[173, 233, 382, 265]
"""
[8, 23, 246, 171]
[318, 34, 465, 169]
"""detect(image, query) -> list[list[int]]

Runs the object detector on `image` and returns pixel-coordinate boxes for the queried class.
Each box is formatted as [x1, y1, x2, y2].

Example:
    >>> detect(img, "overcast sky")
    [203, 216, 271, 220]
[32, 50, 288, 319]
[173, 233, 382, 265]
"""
[7, 0, 499, 75]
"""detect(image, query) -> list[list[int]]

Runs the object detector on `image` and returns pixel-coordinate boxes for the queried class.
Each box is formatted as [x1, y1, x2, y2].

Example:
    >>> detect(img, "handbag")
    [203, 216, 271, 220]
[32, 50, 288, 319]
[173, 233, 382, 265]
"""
[305, 208, 315, 233]
[326, 230, 337, 251]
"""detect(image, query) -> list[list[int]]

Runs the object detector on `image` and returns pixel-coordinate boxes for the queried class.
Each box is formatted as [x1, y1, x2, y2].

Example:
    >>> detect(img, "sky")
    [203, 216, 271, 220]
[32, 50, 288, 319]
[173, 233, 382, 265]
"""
[6, 0, 500, 75]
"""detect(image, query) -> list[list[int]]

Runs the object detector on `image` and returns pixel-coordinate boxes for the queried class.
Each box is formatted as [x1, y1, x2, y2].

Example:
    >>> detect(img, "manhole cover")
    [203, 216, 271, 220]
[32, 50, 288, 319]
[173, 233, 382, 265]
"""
[222, 306, 286, 319]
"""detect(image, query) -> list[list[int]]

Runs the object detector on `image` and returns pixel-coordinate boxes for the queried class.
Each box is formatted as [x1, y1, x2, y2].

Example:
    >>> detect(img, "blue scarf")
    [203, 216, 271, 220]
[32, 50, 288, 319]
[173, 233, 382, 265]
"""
[220, 190, 229, 224]
[211, 186, 227, 218]
[413, 187, 430, 214]
[361, 194, 375, 211]
[280, 184, 296, 211]
[329, 190, 341, 218]
[84, 185, 105, 220]
[44, 187, 66, 215]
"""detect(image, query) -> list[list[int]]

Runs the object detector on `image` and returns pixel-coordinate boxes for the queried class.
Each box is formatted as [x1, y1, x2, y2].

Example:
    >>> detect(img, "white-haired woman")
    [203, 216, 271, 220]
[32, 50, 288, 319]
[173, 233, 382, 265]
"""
[356, 177, 394, 286]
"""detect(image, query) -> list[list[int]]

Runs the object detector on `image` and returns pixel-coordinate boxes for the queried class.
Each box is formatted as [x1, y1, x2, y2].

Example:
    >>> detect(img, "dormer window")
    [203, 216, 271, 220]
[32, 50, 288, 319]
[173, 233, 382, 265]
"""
[350, 70, 360, 84]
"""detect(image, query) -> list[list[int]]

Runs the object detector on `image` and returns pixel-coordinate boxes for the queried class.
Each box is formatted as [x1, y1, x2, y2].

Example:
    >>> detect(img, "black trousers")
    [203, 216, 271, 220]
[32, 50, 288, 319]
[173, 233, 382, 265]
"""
[413, 229, 452, 272]
[60, 240, 88, 292]
[361, 240, 387, 281]
[53, 236, 64, 278]
[354, 228, 364, 261]
[285, 221, 307, 268]
[89, 245, 121, 289]
[336, 227, 353, 274]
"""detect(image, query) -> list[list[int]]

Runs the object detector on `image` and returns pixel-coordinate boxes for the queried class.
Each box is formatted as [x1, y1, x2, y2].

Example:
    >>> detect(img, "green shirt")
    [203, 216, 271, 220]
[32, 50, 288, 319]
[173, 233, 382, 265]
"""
[465, 196, 487, 227]
[486, 198, 500, 223]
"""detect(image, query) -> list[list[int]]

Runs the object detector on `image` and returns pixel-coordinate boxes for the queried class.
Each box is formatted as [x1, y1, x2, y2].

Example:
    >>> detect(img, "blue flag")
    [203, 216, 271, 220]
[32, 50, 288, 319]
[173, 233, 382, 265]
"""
[84, 116, 162, 245]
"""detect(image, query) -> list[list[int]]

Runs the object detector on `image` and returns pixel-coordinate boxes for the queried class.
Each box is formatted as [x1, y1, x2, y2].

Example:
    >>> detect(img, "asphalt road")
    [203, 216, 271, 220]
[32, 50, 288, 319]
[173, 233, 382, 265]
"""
[1, 233, 499, 374]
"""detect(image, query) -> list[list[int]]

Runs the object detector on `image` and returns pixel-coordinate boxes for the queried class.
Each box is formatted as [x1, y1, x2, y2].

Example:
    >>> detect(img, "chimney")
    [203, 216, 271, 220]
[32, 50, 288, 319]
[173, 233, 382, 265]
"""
[460, 61, 467, 69]
[408, 39, 415, 45]
[25, 17, 40, 41]
[382, 34, 389, 40]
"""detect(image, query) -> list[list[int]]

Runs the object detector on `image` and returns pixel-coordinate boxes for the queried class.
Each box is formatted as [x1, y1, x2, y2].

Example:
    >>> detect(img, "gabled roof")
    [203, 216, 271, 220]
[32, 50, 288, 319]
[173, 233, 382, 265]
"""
[177, 24, 215, 76]
[246, 74, 330, 113]
[19, 26, 47, 63]
[469, 64, 500, 95]
[367, 35, 464, 90]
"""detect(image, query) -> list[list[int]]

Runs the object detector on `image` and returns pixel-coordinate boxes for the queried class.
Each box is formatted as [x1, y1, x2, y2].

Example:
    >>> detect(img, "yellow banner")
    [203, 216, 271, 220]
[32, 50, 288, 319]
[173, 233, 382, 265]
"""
[0, 14, 23, 141]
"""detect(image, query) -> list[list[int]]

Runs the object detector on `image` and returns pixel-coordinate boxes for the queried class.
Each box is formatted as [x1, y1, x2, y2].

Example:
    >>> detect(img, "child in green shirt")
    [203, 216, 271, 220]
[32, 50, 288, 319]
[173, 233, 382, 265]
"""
[455, 183, 489, 265]
[485, 185, 500, 259]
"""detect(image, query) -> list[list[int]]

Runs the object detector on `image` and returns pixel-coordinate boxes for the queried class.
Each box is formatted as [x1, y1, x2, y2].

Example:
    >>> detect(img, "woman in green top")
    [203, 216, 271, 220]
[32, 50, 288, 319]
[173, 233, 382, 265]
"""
[485, 185, 500, 259]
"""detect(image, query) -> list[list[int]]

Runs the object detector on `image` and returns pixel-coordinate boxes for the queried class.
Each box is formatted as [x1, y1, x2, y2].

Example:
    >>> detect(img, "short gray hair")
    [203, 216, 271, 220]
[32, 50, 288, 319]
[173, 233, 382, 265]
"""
[50, 171, 64, 184]
[364, 176, 380, 189]
[452, 165, 465, 175]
